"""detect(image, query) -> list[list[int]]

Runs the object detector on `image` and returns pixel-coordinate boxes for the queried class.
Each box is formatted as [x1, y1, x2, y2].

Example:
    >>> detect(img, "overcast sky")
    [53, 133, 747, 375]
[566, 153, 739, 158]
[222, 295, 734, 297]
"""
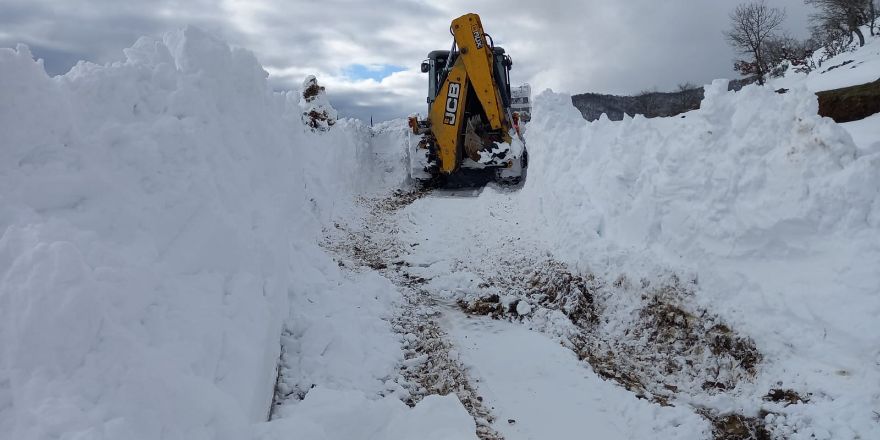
[0, 0, 813, 121]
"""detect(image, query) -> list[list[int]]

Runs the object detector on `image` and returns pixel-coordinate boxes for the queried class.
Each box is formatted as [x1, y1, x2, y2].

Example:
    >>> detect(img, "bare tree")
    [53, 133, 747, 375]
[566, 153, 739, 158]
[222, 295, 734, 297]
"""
[805, 0, 872, 46]
[810, 22, 852, 60]
[634, 89, 660, 116]
[677, 82, 698, 92]
[760, 34, 819, 76]
[871, 0, 878, 35]
[675, 83, 700, 112]
[725, 1, 787, 85]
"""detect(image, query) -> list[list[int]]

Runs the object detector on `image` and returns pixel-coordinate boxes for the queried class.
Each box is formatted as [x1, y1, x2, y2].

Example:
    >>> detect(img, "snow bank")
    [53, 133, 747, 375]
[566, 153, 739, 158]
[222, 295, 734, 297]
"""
[521, 81, 880, 438]
[362, 119, 412, 190]
[279, 269, 402, 401]
[0, 27, 422, 440]
[525, 80, 877, 258]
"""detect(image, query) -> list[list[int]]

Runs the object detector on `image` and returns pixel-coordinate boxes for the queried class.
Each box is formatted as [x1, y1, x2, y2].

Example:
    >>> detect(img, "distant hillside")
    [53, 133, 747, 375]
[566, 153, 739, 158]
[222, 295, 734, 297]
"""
[571, 79, 754, 121]
[571, 29, 880, 124]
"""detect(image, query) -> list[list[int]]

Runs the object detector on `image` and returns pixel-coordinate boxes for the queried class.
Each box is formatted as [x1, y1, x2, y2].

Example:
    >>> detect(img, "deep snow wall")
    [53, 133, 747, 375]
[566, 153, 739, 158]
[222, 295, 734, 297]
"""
[0, 28, 402, 440]
[524, 81, 878, 261]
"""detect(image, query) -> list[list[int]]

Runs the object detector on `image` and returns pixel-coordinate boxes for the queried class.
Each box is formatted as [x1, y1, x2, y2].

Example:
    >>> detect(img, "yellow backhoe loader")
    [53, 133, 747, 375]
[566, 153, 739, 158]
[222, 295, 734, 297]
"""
[408, 13, 527, 187]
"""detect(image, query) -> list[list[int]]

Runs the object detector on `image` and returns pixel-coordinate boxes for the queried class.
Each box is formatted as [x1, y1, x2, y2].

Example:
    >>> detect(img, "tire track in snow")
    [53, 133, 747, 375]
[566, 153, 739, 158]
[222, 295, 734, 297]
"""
[322, 189, 504, 440]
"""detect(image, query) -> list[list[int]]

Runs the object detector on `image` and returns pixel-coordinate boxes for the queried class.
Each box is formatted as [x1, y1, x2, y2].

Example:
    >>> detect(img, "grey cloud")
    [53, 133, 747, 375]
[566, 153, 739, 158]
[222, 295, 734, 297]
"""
[2, 0, 814, 120]
[13, 44, 92, 75]
[330, 92, 419, 124]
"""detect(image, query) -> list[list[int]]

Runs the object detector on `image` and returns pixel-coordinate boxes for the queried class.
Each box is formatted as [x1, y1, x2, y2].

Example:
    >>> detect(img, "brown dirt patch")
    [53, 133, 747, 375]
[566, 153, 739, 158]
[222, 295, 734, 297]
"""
[302, 81, 324, 102]
[303, 109, 335, 130]
[817, 78, 880, 123]
[763, 388, 810, 406]
[702, 412, 771, 440]
[373, 188, 432, 213]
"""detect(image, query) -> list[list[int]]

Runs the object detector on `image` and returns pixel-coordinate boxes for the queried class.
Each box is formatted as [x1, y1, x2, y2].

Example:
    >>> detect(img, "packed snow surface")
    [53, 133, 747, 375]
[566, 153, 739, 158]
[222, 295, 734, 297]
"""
[444, 305, 709, 439]
[256, 390, 475, 440]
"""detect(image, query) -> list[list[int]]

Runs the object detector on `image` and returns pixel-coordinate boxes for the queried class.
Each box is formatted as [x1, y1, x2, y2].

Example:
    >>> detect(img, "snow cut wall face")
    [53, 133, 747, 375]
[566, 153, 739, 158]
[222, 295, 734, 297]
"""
[0, 27, 387, 440]
[523, 80, 878, 264]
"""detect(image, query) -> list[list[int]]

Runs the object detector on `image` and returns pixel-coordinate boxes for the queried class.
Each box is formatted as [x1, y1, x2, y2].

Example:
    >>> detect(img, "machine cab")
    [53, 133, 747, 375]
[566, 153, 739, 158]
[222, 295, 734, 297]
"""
[421, 48, 513, 114]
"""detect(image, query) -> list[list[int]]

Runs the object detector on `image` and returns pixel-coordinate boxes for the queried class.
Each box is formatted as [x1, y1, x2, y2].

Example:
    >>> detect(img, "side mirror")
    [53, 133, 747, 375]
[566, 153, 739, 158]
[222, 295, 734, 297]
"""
[420, 61, 430, 73]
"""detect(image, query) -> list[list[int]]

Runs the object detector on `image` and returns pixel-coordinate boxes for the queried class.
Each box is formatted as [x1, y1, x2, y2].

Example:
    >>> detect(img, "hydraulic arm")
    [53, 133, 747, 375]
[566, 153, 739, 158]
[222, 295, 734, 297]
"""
[408, 13, 526, 187]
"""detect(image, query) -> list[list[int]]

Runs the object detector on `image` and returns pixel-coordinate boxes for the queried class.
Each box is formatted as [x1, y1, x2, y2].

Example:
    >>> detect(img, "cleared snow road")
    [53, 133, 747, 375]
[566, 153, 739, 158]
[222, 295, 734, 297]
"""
[376, 189, 711, 439]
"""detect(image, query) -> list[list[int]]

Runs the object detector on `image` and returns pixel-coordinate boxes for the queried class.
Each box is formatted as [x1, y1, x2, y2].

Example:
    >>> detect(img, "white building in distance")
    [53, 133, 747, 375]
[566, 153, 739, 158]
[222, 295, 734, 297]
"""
[510, 84, 531, 122]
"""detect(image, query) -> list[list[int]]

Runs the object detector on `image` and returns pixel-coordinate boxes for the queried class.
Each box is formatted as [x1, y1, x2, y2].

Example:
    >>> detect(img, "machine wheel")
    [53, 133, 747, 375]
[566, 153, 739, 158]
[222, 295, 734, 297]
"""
[494, 148, 527, 186]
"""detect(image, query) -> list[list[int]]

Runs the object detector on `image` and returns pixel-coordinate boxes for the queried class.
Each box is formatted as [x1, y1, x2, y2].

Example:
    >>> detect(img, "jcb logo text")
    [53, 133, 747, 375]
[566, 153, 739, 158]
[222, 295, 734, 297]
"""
[444, 82, 461, 125]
